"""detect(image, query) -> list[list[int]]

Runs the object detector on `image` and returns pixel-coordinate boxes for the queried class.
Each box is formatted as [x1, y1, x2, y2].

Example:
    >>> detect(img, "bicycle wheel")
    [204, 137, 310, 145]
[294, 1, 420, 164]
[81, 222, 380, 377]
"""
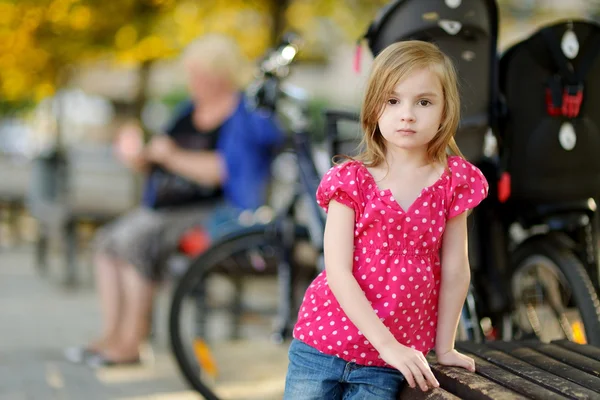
[169, 225, 314, 400]
[509, 237, 600, 346]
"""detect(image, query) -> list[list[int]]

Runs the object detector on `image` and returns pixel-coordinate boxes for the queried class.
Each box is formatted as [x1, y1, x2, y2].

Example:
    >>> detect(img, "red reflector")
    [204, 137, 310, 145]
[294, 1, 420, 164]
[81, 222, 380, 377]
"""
[179, 227, 211, 257]
[498, 172, 511, 203]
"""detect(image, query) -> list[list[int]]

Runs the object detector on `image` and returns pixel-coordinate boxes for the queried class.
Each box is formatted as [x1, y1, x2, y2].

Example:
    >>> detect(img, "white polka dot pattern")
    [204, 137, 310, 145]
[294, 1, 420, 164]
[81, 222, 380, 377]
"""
[299, 156, 489, 368]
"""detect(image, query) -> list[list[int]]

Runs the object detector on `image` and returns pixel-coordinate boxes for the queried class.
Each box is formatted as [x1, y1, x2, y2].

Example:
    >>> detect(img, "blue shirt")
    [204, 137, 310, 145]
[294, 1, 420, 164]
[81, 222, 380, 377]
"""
[143, 95, 284, 210]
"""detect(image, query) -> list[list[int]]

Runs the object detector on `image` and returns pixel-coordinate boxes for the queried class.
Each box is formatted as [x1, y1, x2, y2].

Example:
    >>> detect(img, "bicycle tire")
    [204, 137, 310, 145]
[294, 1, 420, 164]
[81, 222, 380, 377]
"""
[169, 225, 307, 399]
[510, 237, 600, 346]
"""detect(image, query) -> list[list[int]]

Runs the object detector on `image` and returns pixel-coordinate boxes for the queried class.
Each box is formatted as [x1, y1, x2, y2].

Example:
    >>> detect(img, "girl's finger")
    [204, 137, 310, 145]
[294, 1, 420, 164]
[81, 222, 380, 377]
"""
[399, 366, 416, 389]
[416, 354, 439, 387]
[418, 362, 439, 388]
[466, 356, 476, 372]
[408, 363, 429, 392]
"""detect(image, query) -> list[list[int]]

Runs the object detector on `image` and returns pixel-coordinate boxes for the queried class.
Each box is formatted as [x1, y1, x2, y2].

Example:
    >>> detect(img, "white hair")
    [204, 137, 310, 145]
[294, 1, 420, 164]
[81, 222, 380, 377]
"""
[181, 34, 253, 89]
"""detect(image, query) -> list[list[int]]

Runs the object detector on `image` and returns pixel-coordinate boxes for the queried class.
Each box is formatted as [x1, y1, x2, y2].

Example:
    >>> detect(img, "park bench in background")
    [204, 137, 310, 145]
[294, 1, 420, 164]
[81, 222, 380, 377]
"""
[28, 145, 137, 286]
[0, 155, 31, 247]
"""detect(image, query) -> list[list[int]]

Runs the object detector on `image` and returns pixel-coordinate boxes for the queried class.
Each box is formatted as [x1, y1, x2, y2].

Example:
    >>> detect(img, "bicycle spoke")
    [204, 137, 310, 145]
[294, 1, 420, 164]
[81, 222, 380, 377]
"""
[510, 248, 599, 345]
[525, 302, 543, 338]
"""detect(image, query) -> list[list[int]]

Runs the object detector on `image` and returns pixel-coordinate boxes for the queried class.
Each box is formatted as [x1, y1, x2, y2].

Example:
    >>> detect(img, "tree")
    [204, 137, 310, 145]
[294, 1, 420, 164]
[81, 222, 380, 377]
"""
[0, 0, 389, 114]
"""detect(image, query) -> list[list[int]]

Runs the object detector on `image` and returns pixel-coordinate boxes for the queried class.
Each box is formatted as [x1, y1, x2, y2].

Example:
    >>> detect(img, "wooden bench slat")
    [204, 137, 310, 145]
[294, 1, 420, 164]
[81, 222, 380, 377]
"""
[524, 341, 600, 379]
[553, 340, 600, 363]
[488, 341, 600, 393]
[461, 351, 569, 400]
[423, 354, 528, 400]
[456, 342, 599, 399]
[399, 385, 461, 399]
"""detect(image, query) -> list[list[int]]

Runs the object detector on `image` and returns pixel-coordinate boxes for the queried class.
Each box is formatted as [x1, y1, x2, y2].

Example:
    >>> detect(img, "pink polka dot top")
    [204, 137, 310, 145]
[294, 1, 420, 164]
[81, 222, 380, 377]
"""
[293, 155, 489, 368]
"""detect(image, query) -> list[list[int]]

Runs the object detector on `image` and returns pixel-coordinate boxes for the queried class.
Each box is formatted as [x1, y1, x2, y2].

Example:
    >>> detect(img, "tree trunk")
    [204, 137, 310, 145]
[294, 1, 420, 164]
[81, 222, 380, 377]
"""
[271, 0, 291, 44]
[133, 60, 153, 142]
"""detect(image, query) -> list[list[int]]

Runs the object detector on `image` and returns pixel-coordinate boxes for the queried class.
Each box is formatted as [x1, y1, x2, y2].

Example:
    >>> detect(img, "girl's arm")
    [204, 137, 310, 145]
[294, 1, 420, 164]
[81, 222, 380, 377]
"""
[325, 200, 439, 391]
[435, 212, 476, 371]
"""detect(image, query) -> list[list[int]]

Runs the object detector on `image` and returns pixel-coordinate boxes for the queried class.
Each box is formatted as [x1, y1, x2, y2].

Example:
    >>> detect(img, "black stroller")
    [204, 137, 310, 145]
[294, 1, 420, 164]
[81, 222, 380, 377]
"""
[497, 19, 600, 344]
[326, 0, 600, 344]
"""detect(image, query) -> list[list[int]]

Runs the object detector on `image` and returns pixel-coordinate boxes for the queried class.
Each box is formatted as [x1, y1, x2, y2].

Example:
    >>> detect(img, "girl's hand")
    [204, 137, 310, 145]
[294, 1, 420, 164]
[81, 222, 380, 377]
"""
[436, 349, 476, 372]
[379, 341, 440, 392]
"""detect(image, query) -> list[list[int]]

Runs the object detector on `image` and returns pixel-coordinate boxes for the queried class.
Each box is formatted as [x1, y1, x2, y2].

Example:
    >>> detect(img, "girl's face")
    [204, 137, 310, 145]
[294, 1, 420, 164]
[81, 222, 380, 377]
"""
[377, 67, 444, 154]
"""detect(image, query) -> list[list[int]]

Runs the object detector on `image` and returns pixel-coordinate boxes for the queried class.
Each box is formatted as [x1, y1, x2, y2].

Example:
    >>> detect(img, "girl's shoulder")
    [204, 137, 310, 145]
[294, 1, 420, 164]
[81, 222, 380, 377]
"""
[445, 156, 489, 218]
[446, 156, 487, 186]
[317, 159, 367, 214]
[447, 155, 475, 170]
[326, 158, 365, 176]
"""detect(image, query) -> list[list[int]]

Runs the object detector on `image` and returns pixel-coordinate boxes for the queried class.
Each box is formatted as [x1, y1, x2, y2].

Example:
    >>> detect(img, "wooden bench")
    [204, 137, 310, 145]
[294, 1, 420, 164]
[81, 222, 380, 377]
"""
[401, 340, 600, 399]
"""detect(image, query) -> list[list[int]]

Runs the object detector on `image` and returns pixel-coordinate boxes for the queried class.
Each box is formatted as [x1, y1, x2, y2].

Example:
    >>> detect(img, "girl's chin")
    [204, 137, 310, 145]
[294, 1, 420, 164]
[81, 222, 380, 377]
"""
[386, 138, 428, 149]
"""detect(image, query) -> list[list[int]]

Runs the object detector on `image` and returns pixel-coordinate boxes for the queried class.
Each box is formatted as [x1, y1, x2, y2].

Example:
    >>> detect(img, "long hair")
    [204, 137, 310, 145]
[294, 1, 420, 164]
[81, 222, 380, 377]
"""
[356, 40, 463, 167]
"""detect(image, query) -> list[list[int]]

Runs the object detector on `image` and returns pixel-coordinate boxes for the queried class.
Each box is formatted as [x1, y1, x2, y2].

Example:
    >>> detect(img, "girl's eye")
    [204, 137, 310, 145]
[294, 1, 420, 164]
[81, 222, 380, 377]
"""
[387, 99, 399, 105]
[418, 99, 431, 106]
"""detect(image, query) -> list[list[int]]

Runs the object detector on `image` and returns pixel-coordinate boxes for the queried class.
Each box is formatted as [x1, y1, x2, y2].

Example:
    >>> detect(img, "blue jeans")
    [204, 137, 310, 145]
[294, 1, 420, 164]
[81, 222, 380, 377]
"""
[284, 339, 405, 400]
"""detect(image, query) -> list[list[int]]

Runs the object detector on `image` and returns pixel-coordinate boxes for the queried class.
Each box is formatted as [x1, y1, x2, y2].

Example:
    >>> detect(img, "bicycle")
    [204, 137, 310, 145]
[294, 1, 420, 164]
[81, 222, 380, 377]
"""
[168, 47, 483, 400]
[168, 34, 327, 399]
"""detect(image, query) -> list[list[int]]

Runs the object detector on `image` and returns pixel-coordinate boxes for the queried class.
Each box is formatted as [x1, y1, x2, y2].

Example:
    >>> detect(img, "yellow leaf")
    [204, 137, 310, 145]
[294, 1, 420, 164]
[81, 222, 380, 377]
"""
[69, 5, 92, 30]
[2, 70, 28, 101]
[34, 82, 55, 102]
[0, 2, 16, 26]
[115, 25, 138, 49]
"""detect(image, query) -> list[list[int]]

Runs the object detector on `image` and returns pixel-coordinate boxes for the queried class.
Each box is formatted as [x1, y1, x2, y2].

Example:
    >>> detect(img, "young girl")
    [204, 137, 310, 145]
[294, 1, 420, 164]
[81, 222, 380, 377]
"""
[283, 40, 488, 399]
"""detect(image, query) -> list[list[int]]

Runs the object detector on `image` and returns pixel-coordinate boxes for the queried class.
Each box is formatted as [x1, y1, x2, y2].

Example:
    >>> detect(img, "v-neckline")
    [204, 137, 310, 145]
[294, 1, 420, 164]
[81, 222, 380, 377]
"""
[359, 161, 449, 214]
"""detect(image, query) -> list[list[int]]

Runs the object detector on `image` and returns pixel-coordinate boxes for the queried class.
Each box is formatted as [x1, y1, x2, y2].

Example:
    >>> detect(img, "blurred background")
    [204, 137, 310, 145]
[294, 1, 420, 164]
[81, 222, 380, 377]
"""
[1, 0, 598, 246]
[1, 1, 599, 399]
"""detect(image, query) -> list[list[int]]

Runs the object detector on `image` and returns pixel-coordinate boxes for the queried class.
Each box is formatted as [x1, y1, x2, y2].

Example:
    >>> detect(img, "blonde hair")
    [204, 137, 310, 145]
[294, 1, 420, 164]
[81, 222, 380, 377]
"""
[182, 34, 253, 89]
[356, 40, 463, 167]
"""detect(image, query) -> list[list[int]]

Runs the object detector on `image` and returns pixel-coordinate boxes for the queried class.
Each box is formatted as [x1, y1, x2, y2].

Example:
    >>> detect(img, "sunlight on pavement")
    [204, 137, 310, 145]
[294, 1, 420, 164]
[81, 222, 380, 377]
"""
[215, 378, 285, 400]
[45, 362, 65, 389]
[116, 392, 200, 400]
[96, 366, 172, 384]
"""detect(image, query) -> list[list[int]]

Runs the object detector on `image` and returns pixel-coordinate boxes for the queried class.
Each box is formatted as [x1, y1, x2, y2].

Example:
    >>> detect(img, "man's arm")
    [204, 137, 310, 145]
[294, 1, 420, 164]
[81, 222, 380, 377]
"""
[145, 135, 225, 186]
[163, 148, 225, 186]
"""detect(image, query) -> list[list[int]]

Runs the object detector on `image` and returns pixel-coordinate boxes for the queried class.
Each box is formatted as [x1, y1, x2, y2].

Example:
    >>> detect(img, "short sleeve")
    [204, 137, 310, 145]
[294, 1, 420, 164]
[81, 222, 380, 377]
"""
[447, 157, 489, 219]
[316, 161, 363, 215]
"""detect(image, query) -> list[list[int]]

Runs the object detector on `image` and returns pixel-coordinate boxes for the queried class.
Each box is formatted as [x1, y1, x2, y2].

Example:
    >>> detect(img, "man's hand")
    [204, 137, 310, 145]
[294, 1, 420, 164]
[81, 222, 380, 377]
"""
[146, 135, 178, 165]
[114, 122, 148, 171]
[436, 349, 476, 372]
[114, 123, 144, 160]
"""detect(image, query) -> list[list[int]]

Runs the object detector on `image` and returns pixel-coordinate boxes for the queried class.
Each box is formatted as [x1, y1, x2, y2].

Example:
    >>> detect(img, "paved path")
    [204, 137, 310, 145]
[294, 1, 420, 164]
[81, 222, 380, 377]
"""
[0, 246, 200, 400]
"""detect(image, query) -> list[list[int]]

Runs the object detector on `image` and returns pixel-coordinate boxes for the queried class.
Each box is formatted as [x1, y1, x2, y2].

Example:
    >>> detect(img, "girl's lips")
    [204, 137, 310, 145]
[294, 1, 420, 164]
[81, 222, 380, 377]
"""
[397, 129, 416, 134]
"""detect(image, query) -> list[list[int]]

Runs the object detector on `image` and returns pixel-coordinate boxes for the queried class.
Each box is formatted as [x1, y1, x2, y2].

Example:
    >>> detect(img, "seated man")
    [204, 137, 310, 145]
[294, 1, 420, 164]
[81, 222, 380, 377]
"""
[66, 33, 284, 366]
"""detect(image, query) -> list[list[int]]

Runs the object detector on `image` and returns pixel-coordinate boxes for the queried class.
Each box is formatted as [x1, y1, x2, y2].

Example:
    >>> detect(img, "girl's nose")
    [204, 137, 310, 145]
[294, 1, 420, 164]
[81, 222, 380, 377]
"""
[400, 106, 415, 122]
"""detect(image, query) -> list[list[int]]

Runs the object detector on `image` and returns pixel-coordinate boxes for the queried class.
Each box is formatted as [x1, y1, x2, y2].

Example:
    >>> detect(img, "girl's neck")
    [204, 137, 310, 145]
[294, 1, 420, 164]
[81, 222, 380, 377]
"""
[384, 146, 430, 171]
